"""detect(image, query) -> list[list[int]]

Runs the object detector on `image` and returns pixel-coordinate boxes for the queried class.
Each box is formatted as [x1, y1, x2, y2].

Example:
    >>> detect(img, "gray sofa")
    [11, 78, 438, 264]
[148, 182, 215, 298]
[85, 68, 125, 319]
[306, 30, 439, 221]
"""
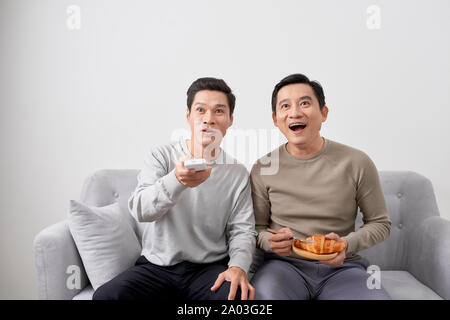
[33, 170, 450, 300]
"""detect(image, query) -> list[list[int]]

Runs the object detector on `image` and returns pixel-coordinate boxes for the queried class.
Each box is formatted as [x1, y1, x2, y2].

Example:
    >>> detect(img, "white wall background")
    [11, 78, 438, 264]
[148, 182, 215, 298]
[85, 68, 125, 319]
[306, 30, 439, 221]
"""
[0, 0, 449, 299]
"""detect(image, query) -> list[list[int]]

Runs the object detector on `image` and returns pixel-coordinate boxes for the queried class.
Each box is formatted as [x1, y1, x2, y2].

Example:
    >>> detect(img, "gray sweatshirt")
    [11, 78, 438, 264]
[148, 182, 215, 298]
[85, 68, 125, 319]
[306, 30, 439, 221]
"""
[128, 139, 257, 273]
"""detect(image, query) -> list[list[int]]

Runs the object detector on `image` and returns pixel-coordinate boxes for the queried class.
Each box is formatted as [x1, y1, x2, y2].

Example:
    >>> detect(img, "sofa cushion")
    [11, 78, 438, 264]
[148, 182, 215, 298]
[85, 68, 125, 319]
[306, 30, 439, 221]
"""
[68, 200, 142, 290]
[79, 169, 143, 243]
[72, 271, 443, 300]
[381, 270, 442, 300]
[72, 285, 95, 300]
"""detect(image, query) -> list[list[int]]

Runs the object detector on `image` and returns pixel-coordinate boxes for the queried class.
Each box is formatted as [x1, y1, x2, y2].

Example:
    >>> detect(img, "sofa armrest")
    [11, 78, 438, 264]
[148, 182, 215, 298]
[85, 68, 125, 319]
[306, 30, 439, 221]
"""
[33, 220, 90, 299]
[405, 216, 450, 299]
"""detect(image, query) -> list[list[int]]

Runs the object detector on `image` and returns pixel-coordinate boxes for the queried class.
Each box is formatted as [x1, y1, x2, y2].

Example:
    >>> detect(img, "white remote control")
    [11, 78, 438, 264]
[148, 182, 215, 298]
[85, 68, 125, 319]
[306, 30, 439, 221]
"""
[184, 158, 207, 171]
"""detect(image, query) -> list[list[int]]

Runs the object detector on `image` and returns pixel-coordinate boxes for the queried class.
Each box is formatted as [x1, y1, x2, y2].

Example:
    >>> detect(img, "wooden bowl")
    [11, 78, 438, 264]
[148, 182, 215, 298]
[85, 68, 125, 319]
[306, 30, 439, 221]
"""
[292, 243, 338, 261]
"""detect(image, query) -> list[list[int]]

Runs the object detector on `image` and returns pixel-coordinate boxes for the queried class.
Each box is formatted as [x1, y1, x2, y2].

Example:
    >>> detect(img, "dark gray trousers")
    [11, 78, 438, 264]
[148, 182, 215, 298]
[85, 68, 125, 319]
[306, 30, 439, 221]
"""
[93, 255, 240, 300]
[251, 252, 391, 300]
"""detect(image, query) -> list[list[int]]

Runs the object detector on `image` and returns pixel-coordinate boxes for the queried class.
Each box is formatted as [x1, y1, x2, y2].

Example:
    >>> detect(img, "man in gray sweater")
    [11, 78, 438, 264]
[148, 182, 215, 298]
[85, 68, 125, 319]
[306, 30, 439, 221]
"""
[93, 77, 257, 300]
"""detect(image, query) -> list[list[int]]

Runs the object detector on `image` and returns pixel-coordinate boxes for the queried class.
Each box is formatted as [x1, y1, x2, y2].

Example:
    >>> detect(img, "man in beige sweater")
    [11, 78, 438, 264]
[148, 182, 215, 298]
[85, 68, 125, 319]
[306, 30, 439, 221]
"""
[250, 73, 391, 299]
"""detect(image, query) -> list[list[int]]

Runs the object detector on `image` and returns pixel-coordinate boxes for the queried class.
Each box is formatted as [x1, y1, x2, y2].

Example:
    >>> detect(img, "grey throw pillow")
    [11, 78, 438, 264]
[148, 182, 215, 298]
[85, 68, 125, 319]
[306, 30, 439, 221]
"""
[68, 200, 141, 290]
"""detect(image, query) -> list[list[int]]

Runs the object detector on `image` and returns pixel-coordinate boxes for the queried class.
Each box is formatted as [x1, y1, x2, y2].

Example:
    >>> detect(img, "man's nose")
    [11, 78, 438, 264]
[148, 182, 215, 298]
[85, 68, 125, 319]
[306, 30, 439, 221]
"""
[202, 110, 215, 124]
[289, 105, 305, 118]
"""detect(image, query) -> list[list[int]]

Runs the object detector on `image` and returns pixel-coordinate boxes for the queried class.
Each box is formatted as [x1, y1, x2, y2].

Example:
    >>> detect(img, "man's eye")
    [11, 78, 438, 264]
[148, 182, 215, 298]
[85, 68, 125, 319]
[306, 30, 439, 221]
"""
[281, 104, 289, 109]
[196, 107, 204, 112]
[300, 101, 310, 106]
[216, 109, 224, 113]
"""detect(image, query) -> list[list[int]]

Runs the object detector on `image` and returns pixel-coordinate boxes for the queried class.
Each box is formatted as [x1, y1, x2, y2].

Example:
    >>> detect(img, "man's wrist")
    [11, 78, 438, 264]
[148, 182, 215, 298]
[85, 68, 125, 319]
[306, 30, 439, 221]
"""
[229, 266, 244, 271]
[228, 265, 247, 275]
[161, 169, 187, 199]
[342, 237, 348, 250]
[342, 233, 356, 255]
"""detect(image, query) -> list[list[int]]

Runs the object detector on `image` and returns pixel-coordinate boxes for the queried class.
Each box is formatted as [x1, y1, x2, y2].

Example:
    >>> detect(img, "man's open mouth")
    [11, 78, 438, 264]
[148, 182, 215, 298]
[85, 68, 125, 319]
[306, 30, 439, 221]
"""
[289, 123, 307, 132]
[201, 128, 217, 136]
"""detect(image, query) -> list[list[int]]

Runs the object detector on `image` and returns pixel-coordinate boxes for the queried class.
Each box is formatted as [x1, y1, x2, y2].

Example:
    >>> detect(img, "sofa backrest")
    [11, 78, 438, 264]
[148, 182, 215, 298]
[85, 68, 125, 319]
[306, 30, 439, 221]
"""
[357, 171, 440, 270]
[79, 169, 441, 270]
[79, 169, 144, 243]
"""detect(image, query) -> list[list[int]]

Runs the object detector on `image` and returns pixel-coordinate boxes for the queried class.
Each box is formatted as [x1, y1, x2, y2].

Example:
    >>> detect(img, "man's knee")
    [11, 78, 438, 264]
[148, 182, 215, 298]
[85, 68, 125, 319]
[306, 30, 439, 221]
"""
[251, 260, 310, 300]
[317, 265, 392, 300]
[92, 282, 115, 300]
[92, 279, 133, 300]
[212, 281, 242, 300]
[252, 278, 295, 300]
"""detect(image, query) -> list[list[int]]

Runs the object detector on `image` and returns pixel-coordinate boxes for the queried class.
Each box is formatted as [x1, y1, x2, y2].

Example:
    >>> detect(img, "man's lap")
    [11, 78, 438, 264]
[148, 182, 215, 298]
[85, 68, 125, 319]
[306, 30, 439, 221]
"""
[93, 255, 236, 300]
[251, 253, 391, 300]
[251, 258, 313, 300]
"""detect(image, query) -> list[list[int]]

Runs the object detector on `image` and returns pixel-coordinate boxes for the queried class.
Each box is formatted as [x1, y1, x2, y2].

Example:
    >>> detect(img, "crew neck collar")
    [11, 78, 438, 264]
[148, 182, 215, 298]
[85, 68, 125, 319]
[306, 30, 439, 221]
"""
[281, 137, 329, 162]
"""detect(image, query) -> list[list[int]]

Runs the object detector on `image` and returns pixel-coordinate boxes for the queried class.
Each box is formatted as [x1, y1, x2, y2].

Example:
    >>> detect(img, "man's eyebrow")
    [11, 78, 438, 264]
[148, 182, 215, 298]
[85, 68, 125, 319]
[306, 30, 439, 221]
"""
[278, 96, 312, 106]
[194, 102, 227, 108]
[278, 98, 289, 106]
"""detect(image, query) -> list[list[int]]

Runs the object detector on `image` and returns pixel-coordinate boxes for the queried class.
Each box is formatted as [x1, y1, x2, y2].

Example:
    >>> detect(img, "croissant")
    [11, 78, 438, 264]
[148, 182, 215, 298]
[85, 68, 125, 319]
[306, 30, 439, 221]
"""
[294, 234, 346, 254]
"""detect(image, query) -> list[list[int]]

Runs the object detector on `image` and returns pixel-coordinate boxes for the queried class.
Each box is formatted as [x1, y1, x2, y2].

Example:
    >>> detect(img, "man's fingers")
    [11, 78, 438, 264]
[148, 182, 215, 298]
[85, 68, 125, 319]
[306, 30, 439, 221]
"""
[183, 167, 211, 179]
[213, 267, 254, 301]
[179, 170, 211, 185]
[321, 252, 341, 266]
[322, 259, 339, 267]
[279, 246, 292, 253]
[267, 227, 293, 237]
[325, 232, 340, 240]
[228, 281, 238, 300]
[178, 156, 191, 168]
[196, 171, 211, 180]
[321, 256, 337, 265]
[240, 282, 248, 300]
[177, 168, 196, 177]
[270, 239, 293, 249]
[275, 248, 292, 256]
[279, 227, 292, 234]
[211, 273, 225, 292]
[321, 250, 345, 267]
[273, 243, 292, 256]
[268, 232, 293, 242]
[249, 284, 255, 300]
[181, 176, 206, 183]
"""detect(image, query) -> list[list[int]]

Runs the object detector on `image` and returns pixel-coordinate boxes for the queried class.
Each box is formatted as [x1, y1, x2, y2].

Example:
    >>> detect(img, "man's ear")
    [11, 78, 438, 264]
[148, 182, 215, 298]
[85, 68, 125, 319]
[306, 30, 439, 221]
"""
[186, 107, 190, 121]
[272, 112, 278, 127]
[229, 113, 234, 126]
[321, 106, 329, 123]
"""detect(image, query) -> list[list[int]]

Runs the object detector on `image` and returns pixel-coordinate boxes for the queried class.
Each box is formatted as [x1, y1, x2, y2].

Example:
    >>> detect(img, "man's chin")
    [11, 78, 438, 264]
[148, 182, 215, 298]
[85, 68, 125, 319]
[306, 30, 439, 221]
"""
[286, 136, 309, 147]
[196, 136, 222, 147]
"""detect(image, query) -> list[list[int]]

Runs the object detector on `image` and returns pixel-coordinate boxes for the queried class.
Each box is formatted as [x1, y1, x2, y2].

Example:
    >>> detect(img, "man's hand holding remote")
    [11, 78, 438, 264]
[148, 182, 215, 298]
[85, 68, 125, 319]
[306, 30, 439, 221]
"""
[174, 156, 212, 188]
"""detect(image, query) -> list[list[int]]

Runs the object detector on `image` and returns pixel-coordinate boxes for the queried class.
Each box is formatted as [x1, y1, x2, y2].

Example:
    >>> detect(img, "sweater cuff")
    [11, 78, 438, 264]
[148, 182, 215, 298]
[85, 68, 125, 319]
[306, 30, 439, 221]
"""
[257, 231, 273, 253]
[343, 232, 358, 256]
[160, 169, 187, 201]
[228, 255, 251, 275]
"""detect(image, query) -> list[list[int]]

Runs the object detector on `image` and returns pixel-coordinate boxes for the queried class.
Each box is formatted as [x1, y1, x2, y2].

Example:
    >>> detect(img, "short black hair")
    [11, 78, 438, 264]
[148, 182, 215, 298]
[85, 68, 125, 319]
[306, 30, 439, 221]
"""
[271, 73, 326, 114]
[187, 77, 236, 115]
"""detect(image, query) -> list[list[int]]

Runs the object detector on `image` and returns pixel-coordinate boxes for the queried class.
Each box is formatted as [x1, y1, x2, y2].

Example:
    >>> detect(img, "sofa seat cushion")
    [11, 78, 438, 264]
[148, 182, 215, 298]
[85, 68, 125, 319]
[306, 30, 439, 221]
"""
[73, 271, 443, 300]
[381, 270, 442, 300]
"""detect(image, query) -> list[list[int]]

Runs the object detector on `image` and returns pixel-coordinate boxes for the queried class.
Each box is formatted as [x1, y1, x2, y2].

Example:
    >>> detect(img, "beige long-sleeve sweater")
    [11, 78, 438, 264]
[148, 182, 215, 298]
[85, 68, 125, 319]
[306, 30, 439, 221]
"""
[250, 138, 391, 260]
